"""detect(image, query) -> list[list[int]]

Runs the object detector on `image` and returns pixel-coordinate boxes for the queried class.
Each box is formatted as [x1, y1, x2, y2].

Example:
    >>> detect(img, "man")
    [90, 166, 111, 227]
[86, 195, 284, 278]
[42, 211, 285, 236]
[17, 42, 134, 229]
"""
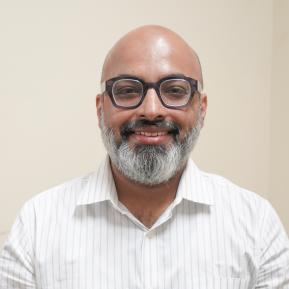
[0, 25, 288, 289]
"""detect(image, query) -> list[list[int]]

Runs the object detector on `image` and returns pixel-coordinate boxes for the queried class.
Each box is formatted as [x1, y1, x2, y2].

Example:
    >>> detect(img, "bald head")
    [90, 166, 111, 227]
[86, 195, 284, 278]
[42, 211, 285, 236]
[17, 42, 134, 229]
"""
[101, 25, 203, 88]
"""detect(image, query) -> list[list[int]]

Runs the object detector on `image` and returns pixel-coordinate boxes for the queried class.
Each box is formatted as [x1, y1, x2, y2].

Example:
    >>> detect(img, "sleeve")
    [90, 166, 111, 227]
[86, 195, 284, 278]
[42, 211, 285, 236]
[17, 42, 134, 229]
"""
[0, 202, 36, 289]
[255, 200, 289, 288]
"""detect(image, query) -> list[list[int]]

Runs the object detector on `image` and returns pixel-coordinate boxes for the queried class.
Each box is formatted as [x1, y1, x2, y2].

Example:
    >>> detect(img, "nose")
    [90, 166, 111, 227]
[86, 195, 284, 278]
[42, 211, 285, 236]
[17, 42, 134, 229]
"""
[136, 88, 167, 120]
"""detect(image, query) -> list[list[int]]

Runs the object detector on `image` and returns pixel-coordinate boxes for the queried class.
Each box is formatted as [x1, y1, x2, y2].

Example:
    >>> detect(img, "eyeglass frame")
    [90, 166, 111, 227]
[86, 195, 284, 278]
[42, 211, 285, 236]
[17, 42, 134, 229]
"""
[100, 74, 203, 110]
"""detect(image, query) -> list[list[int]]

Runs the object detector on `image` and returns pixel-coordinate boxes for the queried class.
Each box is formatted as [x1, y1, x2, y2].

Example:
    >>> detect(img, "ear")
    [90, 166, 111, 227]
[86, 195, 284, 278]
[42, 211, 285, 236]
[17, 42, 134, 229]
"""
[96, 93, 103, 128]
[200, 93, 207, 127]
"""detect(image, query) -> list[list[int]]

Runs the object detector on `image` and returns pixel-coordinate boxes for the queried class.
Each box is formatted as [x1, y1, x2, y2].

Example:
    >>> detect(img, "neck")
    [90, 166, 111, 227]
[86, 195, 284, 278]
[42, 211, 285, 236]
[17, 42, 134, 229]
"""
[110, 160, 186, 228]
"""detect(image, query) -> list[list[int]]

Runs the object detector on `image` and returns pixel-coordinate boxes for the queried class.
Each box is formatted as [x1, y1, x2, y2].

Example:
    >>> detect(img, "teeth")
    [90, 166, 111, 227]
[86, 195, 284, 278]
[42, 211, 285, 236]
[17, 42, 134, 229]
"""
[134, 131, 167, 137]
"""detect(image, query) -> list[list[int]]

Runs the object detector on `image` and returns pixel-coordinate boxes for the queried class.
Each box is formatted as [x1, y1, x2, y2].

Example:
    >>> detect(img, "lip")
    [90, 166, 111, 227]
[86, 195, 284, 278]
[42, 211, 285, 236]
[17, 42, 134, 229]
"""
[129, 130, 172, 145]
[132, 126, 171, 133]
[134, 131, 167, 137]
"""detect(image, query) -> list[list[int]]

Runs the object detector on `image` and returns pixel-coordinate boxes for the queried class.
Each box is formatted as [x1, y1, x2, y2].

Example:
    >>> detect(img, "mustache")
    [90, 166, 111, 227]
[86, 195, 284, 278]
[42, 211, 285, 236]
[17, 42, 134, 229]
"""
[120, 119, 181, 139]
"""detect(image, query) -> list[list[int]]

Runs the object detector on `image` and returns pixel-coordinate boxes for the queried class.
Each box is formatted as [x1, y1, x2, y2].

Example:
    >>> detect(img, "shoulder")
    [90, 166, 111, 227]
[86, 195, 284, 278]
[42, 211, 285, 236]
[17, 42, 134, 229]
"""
[194, 167, 271, 224]
[21, 172, 95, 219]
[202, 169, 267, 205]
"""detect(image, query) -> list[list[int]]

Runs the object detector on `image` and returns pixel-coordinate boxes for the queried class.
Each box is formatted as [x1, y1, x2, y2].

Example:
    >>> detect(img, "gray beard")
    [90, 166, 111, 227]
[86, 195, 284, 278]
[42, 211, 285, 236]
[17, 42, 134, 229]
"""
[99, 110, 202, 186]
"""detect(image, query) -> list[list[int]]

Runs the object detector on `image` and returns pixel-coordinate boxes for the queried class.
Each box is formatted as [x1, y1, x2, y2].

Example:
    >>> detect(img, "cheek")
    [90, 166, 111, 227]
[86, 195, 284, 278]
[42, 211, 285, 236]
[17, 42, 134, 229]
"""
[173, 109, 197, 128]
[102, 103, 134, 133]
[101, 98, 120, 127]
[174, 110, 200, 138]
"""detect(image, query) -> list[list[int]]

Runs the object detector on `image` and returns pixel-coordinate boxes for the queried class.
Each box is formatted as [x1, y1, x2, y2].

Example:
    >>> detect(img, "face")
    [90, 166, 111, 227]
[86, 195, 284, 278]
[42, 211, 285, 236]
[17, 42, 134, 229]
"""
[96, 30, 207, 185]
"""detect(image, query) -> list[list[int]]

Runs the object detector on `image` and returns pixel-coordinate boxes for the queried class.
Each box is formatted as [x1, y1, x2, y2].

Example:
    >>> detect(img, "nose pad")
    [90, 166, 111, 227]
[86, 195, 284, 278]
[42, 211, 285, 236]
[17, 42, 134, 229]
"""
[138, 88, 166, 119]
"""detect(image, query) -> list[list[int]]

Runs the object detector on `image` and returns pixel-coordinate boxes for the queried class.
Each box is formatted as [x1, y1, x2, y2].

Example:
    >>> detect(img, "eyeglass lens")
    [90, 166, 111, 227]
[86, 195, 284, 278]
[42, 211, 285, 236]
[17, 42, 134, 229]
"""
[112, 79, 143, 107]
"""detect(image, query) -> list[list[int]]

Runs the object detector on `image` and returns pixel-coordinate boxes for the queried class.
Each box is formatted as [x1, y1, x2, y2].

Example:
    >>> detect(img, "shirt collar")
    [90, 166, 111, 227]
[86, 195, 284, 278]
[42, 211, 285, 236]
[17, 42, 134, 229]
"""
[175, 158, 215, 206]
[76, 156, 214, 207]
[76, 155, 119, 207]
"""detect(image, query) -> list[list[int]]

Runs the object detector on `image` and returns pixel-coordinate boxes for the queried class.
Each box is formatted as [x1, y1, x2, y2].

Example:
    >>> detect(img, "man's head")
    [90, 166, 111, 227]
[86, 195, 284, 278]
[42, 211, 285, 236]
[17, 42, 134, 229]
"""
[96, 25, 207, 186]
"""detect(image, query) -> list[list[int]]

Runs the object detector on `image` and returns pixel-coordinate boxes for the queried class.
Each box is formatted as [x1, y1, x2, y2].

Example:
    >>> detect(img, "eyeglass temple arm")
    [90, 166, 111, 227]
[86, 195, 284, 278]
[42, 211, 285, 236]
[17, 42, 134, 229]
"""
[101, 82, 106, 93]
[197, 80, 203, 93]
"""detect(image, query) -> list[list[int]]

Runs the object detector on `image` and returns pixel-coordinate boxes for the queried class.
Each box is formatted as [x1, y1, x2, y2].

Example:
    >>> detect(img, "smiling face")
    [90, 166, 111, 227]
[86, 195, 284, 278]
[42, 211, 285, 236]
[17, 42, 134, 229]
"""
[96, 25, 207, 185]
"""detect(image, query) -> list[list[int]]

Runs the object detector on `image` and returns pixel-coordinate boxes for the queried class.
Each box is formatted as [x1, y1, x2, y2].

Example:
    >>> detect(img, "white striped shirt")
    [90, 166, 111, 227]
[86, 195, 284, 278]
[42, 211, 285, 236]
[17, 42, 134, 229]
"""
[0, 156, 289, 289]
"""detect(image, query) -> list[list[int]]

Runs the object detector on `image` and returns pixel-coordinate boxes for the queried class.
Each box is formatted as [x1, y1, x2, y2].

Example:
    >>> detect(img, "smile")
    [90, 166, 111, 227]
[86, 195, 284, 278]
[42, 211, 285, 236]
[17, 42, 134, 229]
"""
[134, 131, 167, 137]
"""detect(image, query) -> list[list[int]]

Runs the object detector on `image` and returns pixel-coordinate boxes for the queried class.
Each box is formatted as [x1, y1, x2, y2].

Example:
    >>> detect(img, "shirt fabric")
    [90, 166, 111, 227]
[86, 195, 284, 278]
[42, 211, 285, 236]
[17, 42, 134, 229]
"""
[0, 157, 289, 289]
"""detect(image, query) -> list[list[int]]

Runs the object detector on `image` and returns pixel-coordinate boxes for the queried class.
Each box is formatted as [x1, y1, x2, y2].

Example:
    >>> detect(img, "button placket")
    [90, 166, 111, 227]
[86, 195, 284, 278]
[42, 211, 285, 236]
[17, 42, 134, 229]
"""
[141, 230, 157, 289]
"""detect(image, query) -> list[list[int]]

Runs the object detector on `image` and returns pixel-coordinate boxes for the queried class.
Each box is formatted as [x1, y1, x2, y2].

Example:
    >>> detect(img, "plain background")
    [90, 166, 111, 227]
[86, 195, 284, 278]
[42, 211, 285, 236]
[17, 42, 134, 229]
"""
[0, 0, 288, 247]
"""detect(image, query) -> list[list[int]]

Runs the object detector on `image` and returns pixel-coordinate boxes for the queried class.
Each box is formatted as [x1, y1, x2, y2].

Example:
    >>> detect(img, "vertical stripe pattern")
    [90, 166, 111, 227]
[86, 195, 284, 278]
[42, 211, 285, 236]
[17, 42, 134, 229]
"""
[0, 156, 289, 289]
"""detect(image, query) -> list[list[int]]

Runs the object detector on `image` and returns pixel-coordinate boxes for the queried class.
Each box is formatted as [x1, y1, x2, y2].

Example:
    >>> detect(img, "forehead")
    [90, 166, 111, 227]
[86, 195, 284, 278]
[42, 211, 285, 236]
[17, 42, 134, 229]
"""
[102, 34, 200, 82]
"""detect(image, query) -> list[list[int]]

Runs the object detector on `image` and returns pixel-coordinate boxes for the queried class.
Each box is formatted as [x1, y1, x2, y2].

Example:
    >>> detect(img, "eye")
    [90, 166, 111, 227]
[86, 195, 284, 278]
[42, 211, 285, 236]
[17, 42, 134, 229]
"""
[163, 86, 188, 95]
[160, 79, 191, 99]
[115, 86, 141, 95]
[161, 85, 190, 100]
[112, 79, 143, 99]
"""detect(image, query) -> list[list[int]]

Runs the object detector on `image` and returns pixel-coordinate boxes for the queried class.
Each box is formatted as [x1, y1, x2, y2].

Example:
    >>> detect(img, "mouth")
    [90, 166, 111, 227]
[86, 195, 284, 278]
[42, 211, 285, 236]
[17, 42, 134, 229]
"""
[129, 129, 172, 145]
[133, 126, 171, 137]
[134, 131, 167, 137]
[120, 119, 180, 145]
[122, 125, 180, 147]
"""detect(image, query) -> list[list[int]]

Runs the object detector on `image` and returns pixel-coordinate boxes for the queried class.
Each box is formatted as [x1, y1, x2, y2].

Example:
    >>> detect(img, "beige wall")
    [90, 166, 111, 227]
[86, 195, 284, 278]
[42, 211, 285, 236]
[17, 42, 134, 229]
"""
[270, 0, 289, 232]
[0, 0, 287, 247]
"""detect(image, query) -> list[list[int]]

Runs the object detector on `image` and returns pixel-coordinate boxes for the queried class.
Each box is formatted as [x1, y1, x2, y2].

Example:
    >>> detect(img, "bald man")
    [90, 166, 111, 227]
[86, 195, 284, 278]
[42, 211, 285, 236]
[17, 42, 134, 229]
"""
[0, 26, 288, 289]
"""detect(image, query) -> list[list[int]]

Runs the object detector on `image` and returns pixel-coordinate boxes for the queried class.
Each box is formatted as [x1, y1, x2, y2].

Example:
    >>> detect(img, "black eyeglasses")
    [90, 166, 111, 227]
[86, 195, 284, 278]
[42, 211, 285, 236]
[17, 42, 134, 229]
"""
[101, 74, 202, 109]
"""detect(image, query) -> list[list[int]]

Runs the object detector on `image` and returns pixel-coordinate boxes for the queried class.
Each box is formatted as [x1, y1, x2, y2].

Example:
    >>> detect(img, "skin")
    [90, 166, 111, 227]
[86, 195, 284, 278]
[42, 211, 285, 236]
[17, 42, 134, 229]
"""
[96, 25, 207, 228]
